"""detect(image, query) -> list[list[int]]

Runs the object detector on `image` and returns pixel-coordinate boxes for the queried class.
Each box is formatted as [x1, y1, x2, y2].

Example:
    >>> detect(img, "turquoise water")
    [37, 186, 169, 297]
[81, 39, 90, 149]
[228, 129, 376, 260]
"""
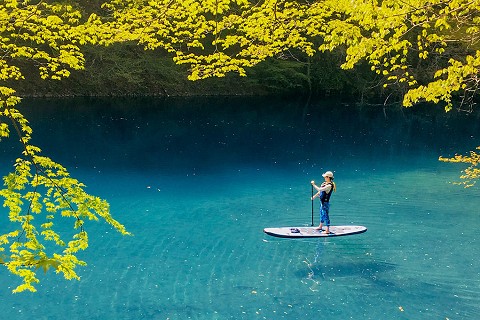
[1, 97, 480, 319]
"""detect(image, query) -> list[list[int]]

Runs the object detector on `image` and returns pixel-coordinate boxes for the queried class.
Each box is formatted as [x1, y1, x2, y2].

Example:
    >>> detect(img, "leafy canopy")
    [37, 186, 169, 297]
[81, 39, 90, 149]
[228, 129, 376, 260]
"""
[102, 0, 480, 111]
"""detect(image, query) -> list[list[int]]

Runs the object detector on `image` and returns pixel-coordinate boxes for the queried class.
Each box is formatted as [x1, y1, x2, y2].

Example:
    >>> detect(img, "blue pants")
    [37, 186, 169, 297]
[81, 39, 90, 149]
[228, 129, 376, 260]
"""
[320, 202, 330, 226]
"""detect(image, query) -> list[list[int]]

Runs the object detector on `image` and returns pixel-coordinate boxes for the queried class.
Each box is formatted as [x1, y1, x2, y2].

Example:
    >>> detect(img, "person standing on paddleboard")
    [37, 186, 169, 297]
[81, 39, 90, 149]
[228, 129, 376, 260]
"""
[311, 171, 336, 234]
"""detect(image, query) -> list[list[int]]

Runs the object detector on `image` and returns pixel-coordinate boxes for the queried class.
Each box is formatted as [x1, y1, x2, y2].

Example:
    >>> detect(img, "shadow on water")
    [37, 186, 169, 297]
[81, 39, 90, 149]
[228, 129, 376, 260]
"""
[307, 260, 398, 286]
[297, 241, 398, 289]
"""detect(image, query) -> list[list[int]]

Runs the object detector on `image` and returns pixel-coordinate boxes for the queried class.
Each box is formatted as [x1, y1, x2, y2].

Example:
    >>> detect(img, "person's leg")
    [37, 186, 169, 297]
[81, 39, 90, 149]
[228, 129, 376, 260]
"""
[315, 202, 324, 230]
[323, 203, 331, 233]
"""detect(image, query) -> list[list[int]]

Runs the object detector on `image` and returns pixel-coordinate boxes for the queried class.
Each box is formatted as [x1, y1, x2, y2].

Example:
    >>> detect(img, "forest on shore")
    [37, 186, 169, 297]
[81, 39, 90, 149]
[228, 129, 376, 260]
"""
[5, 0, 478, 109]
[10, 43, 386, 103]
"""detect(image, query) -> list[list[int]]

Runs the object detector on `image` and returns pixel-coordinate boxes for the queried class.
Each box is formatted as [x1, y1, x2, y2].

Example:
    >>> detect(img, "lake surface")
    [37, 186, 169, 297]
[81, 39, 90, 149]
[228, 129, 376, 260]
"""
[1, 96, 479, 319]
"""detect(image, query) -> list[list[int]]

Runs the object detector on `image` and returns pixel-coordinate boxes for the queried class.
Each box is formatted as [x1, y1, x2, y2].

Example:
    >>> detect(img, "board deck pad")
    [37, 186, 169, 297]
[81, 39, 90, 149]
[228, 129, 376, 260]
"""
[263, 225, 367, 238]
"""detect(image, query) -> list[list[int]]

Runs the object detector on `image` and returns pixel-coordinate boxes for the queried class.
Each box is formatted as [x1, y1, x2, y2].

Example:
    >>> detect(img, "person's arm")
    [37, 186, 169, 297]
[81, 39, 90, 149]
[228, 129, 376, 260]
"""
[311, 181, 331, 193]
[311, 181, 330, 200]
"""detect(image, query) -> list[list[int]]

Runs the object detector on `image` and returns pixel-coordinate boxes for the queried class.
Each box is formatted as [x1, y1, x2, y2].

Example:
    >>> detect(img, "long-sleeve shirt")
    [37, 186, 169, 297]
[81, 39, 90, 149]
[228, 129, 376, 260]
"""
[314, 182, 332, 193]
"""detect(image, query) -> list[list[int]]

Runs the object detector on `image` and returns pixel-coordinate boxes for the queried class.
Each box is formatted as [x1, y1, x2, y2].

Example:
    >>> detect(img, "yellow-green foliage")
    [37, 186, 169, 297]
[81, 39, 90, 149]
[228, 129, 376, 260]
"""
[1, 1, 130, 293]
[440, 147, 480, 188]
[0, 0, 88, 81]
[102, 0, 480, 112]
[1, 88, 130, 293]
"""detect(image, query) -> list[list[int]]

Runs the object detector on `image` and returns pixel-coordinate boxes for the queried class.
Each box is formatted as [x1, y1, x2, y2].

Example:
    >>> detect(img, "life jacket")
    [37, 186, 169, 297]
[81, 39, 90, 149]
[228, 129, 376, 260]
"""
[320, 182, 333, 203]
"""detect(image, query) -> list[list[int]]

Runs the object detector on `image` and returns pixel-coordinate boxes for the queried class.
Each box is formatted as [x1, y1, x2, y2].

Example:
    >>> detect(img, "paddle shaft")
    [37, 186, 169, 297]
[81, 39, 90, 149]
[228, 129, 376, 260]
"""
[311, 184, 314, 226]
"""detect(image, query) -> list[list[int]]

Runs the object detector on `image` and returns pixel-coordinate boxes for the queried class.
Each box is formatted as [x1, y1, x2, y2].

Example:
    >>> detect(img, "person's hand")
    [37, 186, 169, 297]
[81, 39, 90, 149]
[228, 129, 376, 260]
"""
[311, 180, 315, 185]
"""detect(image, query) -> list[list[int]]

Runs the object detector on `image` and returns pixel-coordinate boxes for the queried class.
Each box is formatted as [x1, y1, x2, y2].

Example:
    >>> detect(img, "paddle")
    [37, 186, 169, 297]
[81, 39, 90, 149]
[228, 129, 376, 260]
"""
[311, 183, 314, 226]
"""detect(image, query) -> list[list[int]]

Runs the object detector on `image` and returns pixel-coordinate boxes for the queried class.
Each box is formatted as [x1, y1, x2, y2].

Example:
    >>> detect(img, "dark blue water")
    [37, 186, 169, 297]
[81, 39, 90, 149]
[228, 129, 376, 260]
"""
[1, 96, 479, 319]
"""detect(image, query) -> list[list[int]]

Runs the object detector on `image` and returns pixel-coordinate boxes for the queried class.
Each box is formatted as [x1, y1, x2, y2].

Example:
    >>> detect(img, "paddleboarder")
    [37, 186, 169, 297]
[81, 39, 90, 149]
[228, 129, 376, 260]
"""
[311, 171, 336, 234]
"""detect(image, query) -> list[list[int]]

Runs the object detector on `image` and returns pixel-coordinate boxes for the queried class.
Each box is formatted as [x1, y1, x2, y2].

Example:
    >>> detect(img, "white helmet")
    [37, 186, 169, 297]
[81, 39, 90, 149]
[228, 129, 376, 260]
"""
[322, 171, 334, 178]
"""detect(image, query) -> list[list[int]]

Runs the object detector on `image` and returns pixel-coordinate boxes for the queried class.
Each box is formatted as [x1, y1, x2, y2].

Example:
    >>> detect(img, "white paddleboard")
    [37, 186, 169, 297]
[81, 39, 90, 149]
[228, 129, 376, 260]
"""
[263, 225, 367, 238]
